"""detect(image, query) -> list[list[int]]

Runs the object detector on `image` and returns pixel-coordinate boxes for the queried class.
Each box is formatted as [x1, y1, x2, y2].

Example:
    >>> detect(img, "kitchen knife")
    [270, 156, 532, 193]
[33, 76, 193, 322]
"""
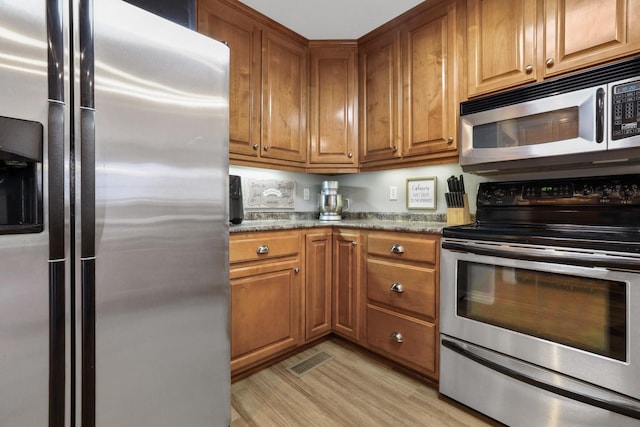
[447, 176, 455, 192]
[459, 175, 465, 193]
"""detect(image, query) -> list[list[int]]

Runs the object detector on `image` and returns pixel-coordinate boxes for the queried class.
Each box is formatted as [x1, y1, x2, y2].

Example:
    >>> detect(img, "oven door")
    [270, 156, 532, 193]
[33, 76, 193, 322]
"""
[441, 238, 640, 403]
[460, 86, 605, 170]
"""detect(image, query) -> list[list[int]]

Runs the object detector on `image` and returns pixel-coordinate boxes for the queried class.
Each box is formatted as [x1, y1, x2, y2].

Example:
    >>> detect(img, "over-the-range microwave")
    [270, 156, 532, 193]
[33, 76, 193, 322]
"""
[460, 56, 640, 173]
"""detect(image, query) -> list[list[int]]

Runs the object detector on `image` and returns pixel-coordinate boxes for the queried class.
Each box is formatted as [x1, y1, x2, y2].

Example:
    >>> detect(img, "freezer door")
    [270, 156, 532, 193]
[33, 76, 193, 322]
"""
[0, 1, 57, 426]
[77, 1, 230, 426]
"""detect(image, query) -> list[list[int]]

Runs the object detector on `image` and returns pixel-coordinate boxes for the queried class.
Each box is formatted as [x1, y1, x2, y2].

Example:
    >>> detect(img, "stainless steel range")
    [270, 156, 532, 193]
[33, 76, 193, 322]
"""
[440, 174, 640, 427]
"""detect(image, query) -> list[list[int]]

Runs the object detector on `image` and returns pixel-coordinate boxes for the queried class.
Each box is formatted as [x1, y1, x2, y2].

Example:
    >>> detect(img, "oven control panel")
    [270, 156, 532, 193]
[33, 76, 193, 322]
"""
[477, 175, 640, 206]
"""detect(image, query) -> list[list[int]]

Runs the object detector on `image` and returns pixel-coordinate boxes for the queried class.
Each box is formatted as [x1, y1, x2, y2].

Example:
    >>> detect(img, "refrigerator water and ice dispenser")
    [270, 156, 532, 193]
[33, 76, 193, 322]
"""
[0, 115, 43, 233]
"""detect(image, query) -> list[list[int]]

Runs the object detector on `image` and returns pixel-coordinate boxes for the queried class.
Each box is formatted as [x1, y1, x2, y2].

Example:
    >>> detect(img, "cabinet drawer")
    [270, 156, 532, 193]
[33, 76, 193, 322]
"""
[366, 305, 436, 373]
[367, 233, 437, 264]
[230, 232, 300, 264]
[367, 259, 436, 318]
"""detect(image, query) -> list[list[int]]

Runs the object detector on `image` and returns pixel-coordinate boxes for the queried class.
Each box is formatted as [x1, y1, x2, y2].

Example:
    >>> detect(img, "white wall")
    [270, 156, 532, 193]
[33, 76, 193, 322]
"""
[231, 161, 640, 215]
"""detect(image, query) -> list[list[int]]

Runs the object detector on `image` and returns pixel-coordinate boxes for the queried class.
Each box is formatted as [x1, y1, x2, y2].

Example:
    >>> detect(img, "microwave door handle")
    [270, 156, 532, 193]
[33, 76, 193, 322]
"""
[596, 87, 605, 143]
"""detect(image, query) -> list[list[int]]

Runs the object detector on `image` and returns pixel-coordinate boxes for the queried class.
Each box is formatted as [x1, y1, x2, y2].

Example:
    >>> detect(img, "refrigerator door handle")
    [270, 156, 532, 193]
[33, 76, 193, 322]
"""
[47, 1, 66, 426]
[47, 0, 64, 102]
[79, 2, 96, 426]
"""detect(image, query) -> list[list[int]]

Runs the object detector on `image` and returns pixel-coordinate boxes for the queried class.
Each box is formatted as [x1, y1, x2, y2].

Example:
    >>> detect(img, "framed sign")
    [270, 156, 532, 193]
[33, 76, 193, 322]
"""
[406, 177, 437, 210]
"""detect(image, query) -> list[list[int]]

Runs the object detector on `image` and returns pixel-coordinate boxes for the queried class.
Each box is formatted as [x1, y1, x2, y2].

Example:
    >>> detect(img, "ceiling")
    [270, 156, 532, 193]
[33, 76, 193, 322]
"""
[238, 0, 425, 39]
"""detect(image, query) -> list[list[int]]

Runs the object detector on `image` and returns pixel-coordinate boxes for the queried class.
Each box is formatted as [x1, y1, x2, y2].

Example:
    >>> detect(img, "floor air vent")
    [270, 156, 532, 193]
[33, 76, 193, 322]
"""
[287, 351, 333, 377]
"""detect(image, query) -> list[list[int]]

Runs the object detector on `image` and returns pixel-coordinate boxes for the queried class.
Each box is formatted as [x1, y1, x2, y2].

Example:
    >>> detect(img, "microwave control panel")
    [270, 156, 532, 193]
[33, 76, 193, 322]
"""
[611, 79, 640, 140]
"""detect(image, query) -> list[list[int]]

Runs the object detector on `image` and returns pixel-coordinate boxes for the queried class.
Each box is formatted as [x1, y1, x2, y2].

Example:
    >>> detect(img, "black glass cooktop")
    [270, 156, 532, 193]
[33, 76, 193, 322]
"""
[445, 174, 640, 253]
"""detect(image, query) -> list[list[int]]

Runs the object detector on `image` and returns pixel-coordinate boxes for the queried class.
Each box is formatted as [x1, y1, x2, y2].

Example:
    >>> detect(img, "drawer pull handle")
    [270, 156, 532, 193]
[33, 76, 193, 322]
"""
[390, 282, 404, 293]
[390, 244, 405, 254]
[256, 245, 270, 255]
[390, 332, 404, 343]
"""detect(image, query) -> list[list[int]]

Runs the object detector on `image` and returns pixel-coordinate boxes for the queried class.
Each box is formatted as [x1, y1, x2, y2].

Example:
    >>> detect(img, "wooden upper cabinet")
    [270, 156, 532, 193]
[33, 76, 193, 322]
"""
[468, 0, 640, 96]
[261, 30, 308, 164]
[308, 42, 359, 172]
[466, 0, 537, 97]
[197, 0, 261, 157]
[359, 30, 402, 163]
[402, 0, 458, 158]
[544, 0, 640, 78]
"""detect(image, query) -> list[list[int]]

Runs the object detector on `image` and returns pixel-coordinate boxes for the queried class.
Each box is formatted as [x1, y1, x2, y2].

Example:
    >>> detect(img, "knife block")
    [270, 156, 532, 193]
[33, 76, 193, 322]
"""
[447, 194, 471, 225]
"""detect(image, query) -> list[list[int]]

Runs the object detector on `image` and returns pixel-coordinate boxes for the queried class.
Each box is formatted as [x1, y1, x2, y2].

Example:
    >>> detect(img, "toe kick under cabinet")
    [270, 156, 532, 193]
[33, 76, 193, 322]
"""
[365, 231, 440, 380]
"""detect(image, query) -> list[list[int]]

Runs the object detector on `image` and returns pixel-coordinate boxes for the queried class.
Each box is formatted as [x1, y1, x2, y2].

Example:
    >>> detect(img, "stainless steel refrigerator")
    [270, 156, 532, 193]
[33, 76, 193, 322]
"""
[0, 0, 230, 425]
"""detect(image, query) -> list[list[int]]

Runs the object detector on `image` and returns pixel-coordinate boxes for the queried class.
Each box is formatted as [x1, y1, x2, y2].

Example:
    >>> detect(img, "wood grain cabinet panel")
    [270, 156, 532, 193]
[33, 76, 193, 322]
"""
[466, 0, 537, 97]
[308, 42, 359, 172]
[367, 259, 436, 319]
[365, 231, 440, 380]
[402, 0, 458, 158]
[261, 30, 308, 164]
[359, 30, 402, 163]
[544, 0, 640, 78]
[230, 231, 303, 376]
[305, 230, 333, 341]
[197, 0, 261, 157]
[468, 0, 640, 96]
[366, 304, 437, 375]
[332, 230, 363, 342]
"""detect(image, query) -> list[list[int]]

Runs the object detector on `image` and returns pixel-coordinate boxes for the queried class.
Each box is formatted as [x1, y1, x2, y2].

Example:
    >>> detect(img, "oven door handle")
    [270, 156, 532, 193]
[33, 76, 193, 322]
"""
[442, 338, 640, 420]
[442, 241, 640, 271]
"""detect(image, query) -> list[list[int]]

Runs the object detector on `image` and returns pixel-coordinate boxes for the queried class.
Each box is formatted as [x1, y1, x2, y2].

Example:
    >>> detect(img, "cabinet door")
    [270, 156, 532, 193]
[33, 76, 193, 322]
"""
[359, 30, 402, 162]
[230, 262, 302, 372]
[402, 1, 458, 157]
[467, 0, 537, 96]
[332, 231, 362, 341]
[544, 0, 640, 77]
[197, 0, 261, 157]
[261, 30, 308, 163]
[305, 230, 333, 341]
[308, 43, 358, 171]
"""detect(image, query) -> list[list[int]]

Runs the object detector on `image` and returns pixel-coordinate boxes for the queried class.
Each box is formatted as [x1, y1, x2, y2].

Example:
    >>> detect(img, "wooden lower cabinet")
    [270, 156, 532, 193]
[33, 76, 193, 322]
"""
[364, 231, 440, 380]
[366, 304, 437, 374]
[230, 231, 303, 375]
[332, 229, 363, 342]
[305, 229, 333, 341]
[230, 228, 439, 380]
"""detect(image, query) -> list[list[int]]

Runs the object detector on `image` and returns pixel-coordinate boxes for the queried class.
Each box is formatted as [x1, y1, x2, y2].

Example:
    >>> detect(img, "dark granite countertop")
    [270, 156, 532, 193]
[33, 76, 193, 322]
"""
[229, 212, 451, 234]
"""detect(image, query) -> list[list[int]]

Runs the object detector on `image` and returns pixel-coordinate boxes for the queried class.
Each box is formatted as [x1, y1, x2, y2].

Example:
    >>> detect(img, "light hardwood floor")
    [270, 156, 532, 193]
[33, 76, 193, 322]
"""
[231, 337, 502, 426]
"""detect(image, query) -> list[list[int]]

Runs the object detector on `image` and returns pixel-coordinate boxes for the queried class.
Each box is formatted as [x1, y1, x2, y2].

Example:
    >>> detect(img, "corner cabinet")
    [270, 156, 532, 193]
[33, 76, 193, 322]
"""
[229, 231, 303, 376]
[359, 0, 461, 170]
[305, 229, 333, 341]
[364, 231, 440, 380]
[332, 229, 363, 342]
[198, 0, 308, 170]
[308, 42, 359, 173]
[467, 0, 640, 97]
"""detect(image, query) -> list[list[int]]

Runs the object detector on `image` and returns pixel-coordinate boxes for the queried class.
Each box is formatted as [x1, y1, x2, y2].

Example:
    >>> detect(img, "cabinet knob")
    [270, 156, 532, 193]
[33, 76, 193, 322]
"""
[347, 152, 353, 158]
[447, 136, 454, 143]
[390, 244, 405, 254]
[390, 282, 404, 293]
[351, 241, 357, 246]
[263, 145, 270, 151]
[294, 267, 300, 273]
[390, 332, 404, 343]
[525, 64, 533, 73]
[392, 145, 398, 152]
[545, 58, 554, 67]
[252, 143, 259, 150]
[256, 245, 270, 255]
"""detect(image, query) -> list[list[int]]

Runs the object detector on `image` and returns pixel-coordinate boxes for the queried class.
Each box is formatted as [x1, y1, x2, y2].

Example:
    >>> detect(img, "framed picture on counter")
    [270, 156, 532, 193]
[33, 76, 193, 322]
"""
[406, 177, 437, 210]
